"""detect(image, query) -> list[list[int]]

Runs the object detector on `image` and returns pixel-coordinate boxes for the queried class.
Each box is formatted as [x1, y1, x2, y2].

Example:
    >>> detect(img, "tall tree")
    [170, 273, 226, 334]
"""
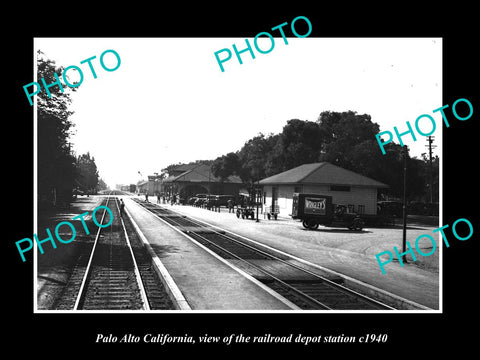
[237, 133, 279, 183]
[317, 111, 380, 170]
[315, 111, 424, 199]
[97, 177, 109, 191]
[37, 50, 77, 206]
[211, 152, 242, 181]
[267, 119, 324, 174]
[75, 152, 99, 194]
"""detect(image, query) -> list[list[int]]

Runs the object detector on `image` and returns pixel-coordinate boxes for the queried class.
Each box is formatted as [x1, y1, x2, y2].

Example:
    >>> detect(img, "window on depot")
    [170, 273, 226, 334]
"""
[330, 185, 351, 192]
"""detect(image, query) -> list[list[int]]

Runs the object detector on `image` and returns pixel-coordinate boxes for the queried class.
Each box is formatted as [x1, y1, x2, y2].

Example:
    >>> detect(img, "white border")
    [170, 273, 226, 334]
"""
[33, 38, 38, 311]
[32, 37, 442, 314]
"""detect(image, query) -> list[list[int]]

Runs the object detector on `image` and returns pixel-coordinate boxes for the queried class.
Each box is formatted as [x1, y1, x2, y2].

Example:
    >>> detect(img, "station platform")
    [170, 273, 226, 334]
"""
[123, 197, 296, 310]
[135, 200, 440, 310]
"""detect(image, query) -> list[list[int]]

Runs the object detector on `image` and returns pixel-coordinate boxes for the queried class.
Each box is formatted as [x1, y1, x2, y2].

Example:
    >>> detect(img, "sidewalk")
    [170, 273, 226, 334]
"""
[124, 197, 297, 310]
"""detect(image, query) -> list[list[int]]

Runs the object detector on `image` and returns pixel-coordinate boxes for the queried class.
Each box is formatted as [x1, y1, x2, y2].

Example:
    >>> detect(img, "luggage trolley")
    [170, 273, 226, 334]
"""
[265, 204, 279, 220]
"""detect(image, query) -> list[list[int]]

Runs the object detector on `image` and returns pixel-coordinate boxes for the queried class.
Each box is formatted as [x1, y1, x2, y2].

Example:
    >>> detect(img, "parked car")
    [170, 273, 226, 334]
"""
[193, 194, 208, 207]
[377, 201, 403, 218]
[409, 201, 439, 216]
[205, 195, 219, 209]
[216, 195, 236, 207]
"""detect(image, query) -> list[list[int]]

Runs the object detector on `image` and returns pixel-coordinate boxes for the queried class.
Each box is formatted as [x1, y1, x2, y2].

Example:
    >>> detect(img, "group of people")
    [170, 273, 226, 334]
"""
[227, 199, 234, 213]
[138, 191, 253, 214]
[140, 191, 180, 206]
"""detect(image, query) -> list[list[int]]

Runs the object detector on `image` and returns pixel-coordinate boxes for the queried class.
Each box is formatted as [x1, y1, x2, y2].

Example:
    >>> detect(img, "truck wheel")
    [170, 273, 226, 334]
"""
[303, 219, 318, 230]
[353, 218, 364, 231]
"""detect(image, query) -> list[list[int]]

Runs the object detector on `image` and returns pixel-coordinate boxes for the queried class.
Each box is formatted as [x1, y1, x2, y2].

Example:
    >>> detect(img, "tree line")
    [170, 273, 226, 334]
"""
[37, 51, 107, 208]
[209, 112, 439, 202]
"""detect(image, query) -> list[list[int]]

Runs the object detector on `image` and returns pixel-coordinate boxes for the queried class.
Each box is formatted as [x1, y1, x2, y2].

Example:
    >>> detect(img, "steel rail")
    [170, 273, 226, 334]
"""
[144, 206, 331, 309]
[185, 230, 333, 310]
[73, 193, 150, 310]
[113, 197, 150, 310]
[142, 202, 395, 310]
[184, 214, 395, 310]
[73, 192, 112, 310]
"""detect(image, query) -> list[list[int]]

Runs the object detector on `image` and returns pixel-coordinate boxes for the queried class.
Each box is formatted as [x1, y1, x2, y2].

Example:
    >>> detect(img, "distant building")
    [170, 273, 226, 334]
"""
[259, 162, 388, 217]
[162, 163, 244, 200]
[136, 180, 149, 194]
[116, 183, 135, 192]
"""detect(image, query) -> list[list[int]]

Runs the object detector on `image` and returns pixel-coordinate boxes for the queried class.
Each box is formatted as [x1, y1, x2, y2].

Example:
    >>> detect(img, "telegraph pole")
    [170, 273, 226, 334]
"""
[402, 145, 408, 264]
[425, 136, 436, 203]
[256, 180, 260, 223]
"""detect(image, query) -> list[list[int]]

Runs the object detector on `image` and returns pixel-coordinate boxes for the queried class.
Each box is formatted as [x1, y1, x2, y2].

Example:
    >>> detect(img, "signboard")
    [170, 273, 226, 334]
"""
[304, 197, 326, 215]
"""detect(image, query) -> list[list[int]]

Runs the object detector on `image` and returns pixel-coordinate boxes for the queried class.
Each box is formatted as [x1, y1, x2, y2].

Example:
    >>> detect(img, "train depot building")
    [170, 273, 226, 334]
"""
[156, 163, 243, 200]
[259, 162, 388, 218]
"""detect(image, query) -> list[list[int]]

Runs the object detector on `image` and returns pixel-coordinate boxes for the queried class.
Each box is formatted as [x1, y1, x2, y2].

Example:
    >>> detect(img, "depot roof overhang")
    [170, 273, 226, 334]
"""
[259, 162, 389, 189]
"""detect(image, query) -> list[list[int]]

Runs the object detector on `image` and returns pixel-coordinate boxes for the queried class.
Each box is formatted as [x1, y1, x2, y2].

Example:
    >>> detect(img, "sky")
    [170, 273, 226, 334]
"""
[34, 37, 442, 188]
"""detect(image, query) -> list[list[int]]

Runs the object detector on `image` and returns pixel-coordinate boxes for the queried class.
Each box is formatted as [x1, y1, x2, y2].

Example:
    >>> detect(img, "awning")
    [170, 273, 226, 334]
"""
[239, 188, 250, 196]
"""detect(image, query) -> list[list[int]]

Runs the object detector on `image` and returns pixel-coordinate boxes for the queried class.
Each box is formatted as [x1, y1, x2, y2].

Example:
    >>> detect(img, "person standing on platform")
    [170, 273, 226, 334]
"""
[119, 199, 125, 218]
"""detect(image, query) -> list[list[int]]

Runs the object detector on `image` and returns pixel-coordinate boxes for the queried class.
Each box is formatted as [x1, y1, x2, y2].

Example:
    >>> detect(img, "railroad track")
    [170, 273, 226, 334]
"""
[54, 193, 173, 310]
[134, 200, 395, 310]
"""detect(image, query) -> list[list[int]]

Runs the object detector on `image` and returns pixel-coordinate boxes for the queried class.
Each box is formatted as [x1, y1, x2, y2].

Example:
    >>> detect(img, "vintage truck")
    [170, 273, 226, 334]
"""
[291, 193, 364, 231]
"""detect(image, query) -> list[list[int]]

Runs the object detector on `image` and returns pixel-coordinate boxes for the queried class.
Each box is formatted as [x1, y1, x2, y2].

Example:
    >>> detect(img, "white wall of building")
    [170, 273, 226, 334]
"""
[263, 184, 378, 216]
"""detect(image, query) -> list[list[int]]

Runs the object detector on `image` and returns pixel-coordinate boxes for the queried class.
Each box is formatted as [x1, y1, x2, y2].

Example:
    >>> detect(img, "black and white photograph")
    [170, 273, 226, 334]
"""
[6, 5, 478, 355]
[32, 36, 442, 313]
